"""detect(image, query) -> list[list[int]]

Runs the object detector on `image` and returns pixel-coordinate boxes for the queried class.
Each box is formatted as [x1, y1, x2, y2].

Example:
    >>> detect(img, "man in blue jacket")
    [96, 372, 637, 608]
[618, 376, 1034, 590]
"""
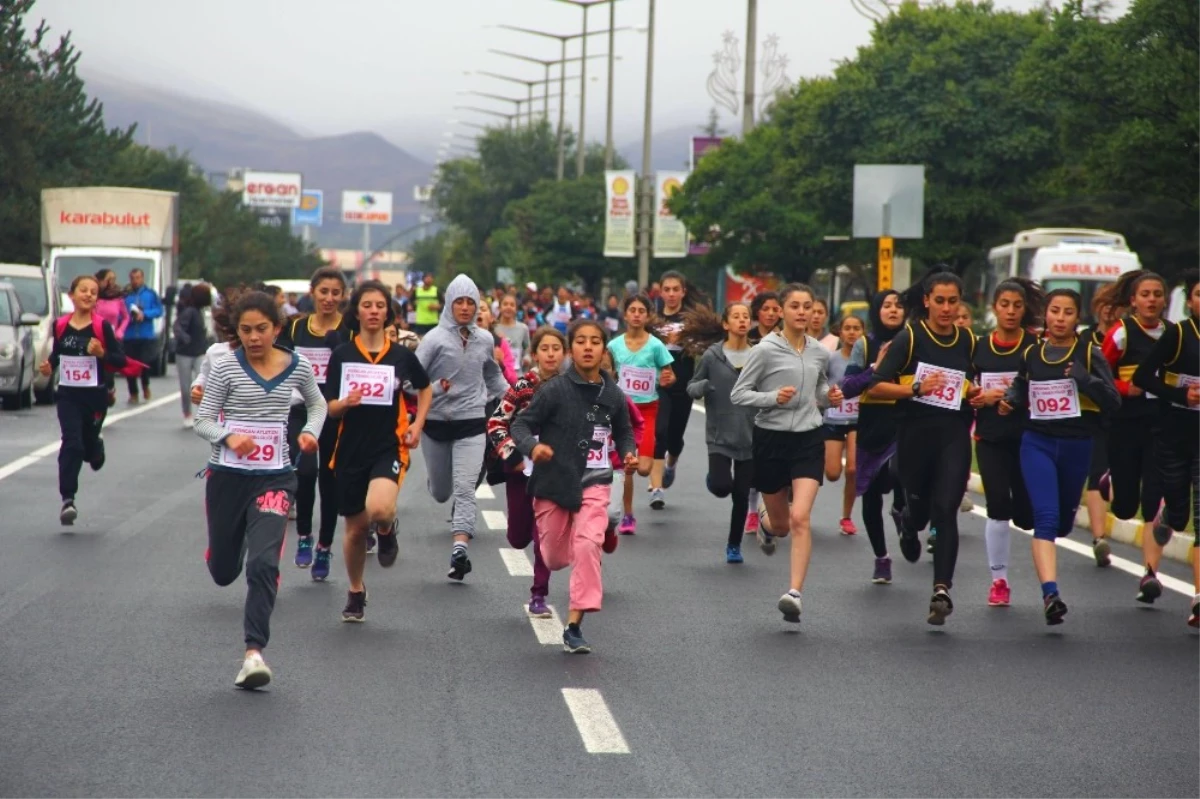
[123, 268, 163, 402]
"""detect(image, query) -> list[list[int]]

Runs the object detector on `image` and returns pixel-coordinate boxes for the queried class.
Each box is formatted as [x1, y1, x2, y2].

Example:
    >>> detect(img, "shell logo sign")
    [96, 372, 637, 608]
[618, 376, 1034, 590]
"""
[611, 175, 630, 195]
[299, 193, 320, 212]
[662, 176, 683, 197]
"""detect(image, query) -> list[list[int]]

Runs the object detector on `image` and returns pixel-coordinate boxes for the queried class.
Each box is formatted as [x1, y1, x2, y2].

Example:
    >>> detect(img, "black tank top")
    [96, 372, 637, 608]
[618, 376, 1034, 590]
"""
[281, 315, 353, 388]
[857, 336, 899, 452]
[1114, 317, 1162, 419]
[973, 330, 1029, 442]
[1022, 338, 1102, 439]
[1163, 317, 1199, 411]
[895, 321, 975, 420]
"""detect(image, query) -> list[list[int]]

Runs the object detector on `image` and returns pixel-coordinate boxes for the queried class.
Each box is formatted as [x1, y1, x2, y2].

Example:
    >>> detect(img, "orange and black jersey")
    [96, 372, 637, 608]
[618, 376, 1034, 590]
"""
[324, 337, 431, 469]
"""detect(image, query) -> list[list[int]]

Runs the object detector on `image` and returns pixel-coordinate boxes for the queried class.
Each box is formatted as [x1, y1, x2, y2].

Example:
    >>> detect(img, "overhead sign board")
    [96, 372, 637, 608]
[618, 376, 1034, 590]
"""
[852, 164, 925, 239]
[341, 191, 393, 225]
[242, 171, 303, 210]
[291, 190, 323, 227]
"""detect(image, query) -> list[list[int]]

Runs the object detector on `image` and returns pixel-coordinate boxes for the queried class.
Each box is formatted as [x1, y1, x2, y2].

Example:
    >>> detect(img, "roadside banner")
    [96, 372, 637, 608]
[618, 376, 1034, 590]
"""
[341, 191, 393, 225]
[242, 171, 302, 210]
[603, 171, 636, 258]
[688, 136, 725, 255]
[291, 190, 323, 227]
[653, 171, 688, 258]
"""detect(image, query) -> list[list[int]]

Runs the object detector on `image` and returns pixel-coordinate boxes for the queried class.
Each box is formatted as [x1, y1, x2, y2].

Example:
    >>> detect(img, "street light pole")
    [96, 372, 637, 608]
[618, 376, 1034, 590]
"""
[637, 0, 655, 289]
[577, 3, 589, 177]
[743, 0, 758, 135]
[558, 39, 568, 179]
[605, 0, 616, 168]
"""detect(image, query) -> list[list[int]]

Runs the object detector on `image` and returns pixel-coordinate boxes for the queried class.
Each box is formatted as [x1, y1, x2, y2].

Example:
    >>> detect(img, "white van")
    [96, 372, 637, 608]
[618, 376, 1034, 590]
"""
[1029, 244, 1141, 326]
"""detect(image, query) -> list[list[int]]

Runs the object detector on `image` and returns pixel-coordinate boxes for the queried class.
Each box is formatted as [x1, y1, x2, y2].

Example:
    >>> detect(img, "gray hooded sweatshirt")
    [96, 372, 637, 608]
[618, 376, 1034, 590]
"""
[730, 331, 831, 433]
[415, 274, 510, 428]
[687, 342, 757, 461]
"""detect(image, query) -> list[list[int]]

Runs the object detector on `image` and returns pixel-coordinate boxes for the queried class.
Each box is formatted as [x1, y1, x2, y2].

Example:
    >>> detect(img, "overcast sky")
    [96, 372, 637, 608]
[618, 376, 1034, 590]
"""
[32, 0, 1130, 152]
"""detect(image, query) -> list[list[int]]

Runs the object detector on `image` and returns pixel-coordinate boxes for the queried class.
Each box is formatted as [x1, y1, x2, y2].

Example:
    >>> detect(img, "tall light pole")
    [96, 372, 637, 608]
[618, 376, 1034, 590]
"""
[605, 0, 617, 168]
[743, 0, 758, 135]
[550, 1, 623, 175]
[637, 0, 655, 289]
[467, 70, 583, 124]
[454, 105, 520, 129]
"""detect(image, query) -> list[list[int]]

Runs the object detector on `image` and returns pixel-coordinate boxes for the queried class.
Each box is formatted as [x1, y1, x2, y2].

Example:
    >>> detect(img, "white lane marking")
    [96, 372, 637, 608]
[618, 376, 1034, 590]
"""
[0, 392, 181, 483]
[482, 509, 507, 531]
[561, 688, 631, 754]
[499, 547, 534, 576]
[692, 402, 705, 414]
[966, 506, 1192, 597]
[476, 483, 494, 499]
[527, 603, 565, 645]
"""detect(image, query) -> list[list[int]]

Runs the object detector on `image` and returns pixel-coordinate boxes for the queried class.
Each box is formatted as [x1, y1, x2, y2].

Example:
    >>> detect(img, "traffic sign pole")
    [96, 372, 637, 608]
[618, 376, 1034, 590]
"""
[878, 236, 894, 291]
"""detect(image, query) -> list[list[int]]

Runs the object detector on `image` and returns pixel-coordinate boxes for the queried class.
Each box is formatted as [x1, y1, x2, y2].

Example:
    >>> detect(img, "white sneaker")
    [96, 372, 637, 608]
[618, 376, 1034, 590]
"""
[234, 652, 272, 690]
[778, 591, 802, 623]
[182, 417, 194, 429]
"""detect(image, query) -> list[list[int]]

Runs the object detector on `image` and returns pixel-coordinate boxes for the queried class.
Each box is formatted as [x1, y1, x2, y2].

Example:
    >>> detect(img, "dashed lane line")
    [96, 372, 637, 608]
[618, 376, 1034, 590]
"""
[561, 688, 631, 754]
[498, 546, 534, 577]
[527, 604, 566, 646]
[481, 509, 508, 531]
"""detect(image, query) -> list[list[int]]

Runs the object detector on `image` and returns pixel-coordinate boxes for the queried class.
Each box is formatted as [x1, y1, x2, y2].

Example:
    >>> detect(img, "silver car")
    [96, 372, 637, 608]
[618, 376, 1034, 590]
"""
[0, 263, 59, 403]
[0, 281, 40, 410]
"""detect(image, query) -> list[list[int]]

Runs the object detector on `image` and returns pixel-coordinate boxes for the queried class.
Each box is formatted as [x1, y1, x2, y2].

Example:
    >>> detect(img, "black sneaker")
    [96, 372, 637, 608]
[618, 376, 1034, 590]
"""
[89, 436, 105, 471]
[342, 588, 367, 622]
[1044, 592, 1068, 625]
[59, 500, 77, 526]
[898, 510, 921, 564]
[562, 624, 591, 654]
[1136, 572, 1162, 604]
[927, 588, 953, 625]
[1151, 503, 1173, 547]
[926, 531, 937, 555]
[375, 518, 399, 568]
[447, 549, 472, 581]
[1092, 538, 1112, 568]
[1189, 599, 1199, 629]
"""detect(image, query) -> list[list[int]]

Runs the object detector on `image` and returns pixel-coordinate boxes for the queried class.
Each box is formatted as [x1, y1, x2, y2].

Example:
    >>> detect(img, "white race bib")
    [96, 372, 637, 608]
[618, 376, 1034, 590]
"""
[1028, 379, 1081, 420]
[913, 362, 967, 411]
[979, 371, 1018, 392]
[523, 435, 539, 477]
[340, 362, 395, 407]
[59, 355, 99, 388]
[295, 347, 331, 384]
[1173, 374, 1199, 411]
[586, 426, 611, 469]
[220, 421, 285, 470]
[826, 396, 860, 422]
[605, 317, 619, 333]
[619, 365, 656, 397]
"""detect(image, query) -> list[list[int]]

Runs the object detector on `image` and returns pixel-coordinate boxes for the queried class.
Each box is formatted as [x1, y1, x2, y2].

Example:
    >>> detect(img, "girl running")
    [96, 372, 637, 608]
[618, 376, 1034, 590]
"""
[653, 271, 707, 505]
[40, 275, 132, 526]
[731, 283, 840, 623]
[607, 294, 675, 534]
[681, 303, 757, 563]
[824, 314, 864, 536]
[1081, 293, 1122, 567]
[494, 293, 532, 369]
[841, 291, 907, 585]
[93, 268, 131, 408]
[808, 298, 829, 344]
[277, 267, 352, 578]
[324, 280, 432, 622]
[748, 291, 782, 346]
[968, 278, 1040, 607]
[999, 289, 1120, 624]
[193, 290, 326, 689]
[869, 269, 980, 625]
[510, 319, 638, 654]
[476, 301, 520, 385]
[173, 283, 213, 428]
[1132, 270, 1199, 626]
[1100, 270, 1169, 603]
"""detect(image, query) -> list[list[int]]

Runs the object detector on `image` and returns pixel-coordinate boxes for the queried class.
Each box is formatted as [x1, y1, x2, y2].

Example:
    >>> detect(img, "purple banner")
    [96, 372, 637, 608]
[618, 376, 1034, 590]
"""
[688, 136, 725, 255]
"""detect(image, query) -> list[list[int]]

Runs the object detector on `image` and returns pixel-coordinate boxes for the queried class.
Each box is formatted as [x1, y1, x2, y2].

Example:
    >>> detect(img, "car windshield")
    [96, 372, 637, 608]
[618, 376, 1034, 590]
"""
[2, 275, 48, 316]
[54, 256, 154, 294]
[0, 293, 12, 325]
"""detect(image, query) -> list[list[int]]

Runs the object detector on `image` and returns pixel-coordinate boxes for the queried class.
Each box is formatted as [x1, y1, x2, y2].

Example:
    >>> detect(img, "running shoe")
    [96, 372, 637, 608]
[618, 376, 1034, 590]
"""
[563, 624, 591, 654]
[757, 524, 776, 556]
[447, 549, 472, 581]
[365, 533, 377, 555]
[234, 652, 272, 690]
[987, 578, 1011, 607]
[182, 416, 194, 429]
[376, 519, 399, 568]
[1151, 502, 1173, 547]
[59, 500, 77, 526]
[127, 394, 139, 405]
[889, 504, 904, 537]
[662, 463, 677, 489]
[1044, 592, 1068, 625]
[744, 510, 760, 534]
[1097, 470, 1111, 502]
[872, 556, 892, 585]
[89, 436, 105, 471]
[897, 510, 921, 564]
[311, 546, 332, 582]
[342, 588, 367, 622]
[1189, 598, 1199, 629]
[143, 387, 151, 401]
[778, 591, 802, 623]
[1092, 538, 1112, 568]
[726, 544, 743, 564]
[649, 487, 666, 510]
[617, 514, 637, 535]
[1136, 572, 1162, 604]
[839, 518, 857, 536]
[960, 495, 974, 513]
[294, 535, 314, 569]
[926, 531, 937, 555]
[602, 519, 619, 554]
[527, 596, 552, 618]
[927, 588, 953, 625]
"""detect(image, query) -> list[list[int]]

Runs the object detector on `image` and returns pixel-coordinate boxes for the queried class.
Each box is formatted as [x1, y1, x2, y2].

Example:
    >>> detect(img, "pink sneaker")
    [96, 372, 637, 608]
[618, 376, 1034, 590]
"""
[839, 518, 857, 536]
[988, 578, 1011, 607]
[744, 511, 760, 534]
[617, 513, 637, 535]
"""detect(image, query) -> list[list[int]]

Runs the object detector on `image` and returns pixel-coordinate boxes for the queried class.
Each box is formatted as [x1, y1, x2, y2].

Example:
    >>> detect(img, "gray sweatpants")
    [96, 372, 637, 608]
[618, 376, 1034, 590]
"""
[177, 354, 205, 416]
[422, 433, 485, 538]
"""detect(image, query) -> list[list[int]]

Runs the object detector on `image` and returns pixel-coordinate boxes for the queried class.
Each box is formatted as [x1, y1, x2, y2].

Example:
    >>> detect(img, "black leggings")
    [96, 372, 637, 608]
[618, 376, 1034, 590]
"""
[707, 454, 754, 548]
[57, 395, 106, 501]
[654, 389, 694, 460]
[861, 452, 905, 559]
[1155, 409, 1198, 538]
[975, 437, 1033, 529]
[288, 406, 339, 546]
[123, 339, 155, 394]
[1107, 416, 1163, 521]
[896, 415, 972, 589]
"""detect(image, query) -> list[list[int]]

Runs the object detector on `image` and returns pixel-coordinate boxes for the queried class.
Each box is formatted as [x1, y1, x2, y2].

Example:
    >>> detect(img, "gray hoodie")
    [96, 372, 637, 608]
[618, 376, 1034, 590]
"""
[415, 274, 509, 422]
[687, 343, 757, 460]
[730, 331, 831, 432]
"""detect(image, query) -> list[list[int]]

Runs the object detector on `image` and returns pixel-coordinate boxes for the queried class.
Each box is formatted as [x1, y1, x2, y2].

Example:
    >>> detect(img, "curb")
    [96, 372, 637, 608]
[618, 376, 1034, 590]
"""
[967, 473, 1195, 566]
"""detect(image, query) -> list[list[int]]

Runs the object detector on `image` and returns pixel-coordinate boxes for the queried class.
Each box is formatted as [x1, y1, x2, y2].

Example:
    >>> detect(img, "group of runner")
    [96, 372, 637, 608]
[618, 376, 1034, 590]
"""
[41, 264, 1199, 689]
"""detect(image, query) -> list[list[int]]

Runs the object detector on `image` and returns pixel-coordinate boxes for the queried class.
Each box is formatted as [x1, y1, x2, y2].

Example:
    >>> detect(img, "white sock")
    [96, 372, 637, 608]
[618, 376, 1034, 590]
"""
[748, 489, 760, 512]
[985, 518, 1010, 582]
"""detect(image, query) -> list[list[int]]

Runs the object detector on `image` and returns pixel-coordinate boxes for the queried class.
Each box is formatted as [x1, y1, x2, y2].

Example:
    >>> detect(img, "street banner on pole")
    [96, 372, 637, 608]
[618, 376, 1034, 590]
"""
[341, 191, 393, 225]
[242, 171, 302, 210]
[292, 190, 323, 227]
[688, 137, 725, 255]
[653, 172, 688, 258]
[603, 171, 636, 258]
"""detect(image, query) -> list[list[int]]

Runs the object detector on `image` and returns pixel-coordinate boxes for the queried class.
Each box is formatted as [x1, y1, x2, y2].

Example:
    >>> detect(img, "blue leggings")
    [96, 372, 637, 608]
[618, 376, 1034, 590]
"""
[1019, 431, 1092, 542]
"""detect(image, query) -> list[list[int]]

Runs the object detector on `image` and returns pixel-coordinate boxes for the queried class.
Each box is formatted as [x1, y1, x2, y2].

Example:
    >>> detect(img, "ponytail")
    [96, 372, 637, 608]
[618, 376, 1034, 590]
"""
[1110, 269, 1166, 307]
[677, 305, 729, 356]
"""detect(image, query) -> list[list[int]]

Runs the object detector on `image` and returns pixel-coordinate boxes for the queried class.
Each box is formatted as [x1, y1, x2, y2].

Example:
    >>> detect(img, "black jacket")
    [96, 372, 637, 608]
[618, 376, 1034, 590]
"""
[172, 306, 208, 357]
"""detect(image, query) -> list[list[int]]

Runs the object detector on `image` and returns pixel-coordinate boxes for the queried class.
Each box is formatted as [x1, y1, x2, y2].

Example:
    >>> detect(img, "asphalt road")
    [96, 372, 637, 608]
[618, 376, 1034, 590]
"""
[0, 373, 1196, 798]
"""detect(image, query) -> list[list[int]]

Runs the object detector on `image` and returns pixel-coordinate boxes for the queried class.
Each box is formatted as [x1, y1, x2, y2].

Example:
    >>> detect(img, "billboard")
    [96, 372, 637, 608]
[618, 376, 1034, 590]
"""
[653, 172, 688, 258]
[724, 266, 784, 305]
[688, 137, 725, 255]
[603, 171, 636, 258]
[242, 171, 302, 210]
[291, 189, 323, 227]
[341, 191, 393, 225]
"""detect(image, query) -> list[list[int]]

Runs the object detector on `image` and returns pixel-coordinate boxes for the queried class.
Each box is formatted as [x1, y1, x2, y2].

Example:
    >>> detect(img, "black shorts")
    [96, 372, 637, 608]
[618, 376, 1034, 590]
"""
[337, 451, 407, 517]
[823, 423, 857, 442]
[752, 426, 825, 495]
[1086, 428, 1108, 490]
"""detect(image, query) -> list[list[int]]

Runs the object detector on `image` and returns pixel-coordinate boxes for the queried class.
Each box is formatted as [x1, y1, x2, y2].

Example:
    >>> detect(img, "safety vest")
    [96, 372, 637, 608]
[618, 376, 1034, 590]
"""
[414, 284, 440, 326]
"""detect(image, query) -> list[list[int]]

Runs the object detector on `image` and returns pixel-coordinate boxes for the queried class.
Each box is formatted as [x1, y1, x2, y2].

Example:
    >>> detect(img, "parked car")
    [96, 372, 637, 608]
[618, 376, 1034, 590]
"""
[0, 281, 40, 410]
[0, 263, 59, 403]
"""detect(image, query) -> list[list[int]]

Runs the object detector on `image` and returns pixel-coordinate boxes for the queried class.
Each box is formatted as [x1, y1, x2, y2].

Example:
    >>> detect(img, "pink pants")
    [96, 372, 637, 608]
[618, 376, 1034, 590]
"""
[532, 484, 610, 613]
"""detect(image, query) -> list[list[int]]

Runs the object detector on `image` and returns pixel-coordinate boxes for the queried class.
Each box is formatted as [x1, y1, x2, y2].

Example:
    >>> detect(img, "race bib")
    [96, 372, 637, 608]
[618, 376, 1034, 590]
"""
[59, 355, 99, 388]
[220, 421, 285, 470]
[1174, 374, 1199, 411]
[340, 363, 395, 407]
[979, 371, 1017, 392]
[586, 426, 611, 470]
[913, 362, 967, 411]
[295, 347, 331, 384]
[523, 435, 539, 477]
[605, 317, 619, 333]
[826, 396, 860, 422]
[619, 365, 656, 397]
[1028, 379, 1081, 420]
